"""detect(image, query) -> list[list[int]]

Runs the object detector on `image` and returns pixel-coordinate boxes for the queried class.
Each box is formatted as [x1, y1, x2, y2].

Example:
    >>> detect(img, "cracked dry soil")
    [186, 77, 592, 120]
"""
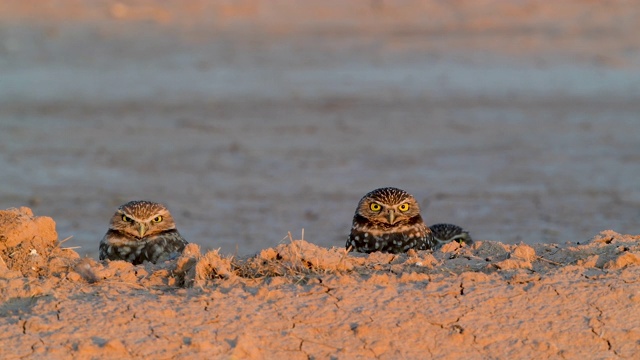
[1, 207, 640, 359]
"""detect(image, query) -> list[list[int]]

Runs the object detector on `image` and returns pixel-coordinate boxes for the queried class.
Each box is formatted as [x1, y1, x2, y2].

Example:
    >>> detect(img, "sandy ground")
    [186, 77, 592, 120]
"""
[1, 0, 640, 358]
[2, 207, 640, 358]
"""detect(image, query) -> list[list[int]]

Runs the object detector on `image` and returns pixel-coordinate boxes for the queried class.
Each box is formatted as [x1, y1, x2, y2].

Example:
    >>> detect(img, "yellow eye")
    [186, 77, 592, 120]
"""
[122, 215, 133, 222]
[370, 203, 382, 212]
[152, 216, 163, 223]
[398, 203, 410, 212]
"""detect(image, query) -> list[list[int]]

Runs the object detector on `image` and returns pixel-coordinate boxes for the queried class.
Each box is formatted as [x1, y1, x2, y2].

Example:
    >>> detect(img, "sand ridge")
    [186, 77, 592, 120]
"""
[1, 207, 639, 358]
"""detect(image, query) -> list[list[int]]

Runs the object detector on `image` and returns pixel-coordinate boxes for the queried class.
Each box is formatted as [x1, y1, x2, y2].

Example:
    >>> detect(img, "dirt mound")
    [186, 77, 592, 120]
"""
[0, 207, 78, 278]
[1, 207, 640, 358]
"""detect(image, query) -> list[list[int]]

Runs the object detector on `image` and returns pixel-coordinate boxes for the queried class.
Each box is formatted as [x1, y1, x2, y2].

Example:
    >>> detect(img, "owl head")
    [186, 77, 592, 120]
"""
[355, 187, 423, 226]
[108, 200, 177, 239]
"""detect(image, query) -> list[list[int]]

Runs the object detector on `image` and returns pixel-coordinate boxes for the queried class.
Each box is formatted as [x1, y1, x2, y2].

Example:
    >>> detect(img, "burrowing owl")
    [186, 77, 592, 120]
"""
[99, 200, 188, 264]
[346, 187, 435, 253]
[429, 223, 473, 248]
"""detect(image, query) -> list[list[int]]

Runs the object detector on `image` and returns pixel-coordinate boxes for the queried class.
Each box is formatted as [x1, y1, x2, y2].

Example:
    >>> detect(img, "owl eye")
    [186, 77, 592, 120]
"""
[152, 216, 163, 223]
[122, 215, 133, 222]
[398, 203, 410, 212]
[370, 203, 382, 212]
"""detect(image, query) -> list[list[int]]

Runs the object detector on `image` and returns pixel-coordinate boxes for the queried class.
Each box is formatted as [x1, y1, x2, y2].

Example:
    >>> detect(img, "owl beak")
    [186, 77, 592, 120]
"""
[138, 223, 146, 238]
[387, 209, 396, 224]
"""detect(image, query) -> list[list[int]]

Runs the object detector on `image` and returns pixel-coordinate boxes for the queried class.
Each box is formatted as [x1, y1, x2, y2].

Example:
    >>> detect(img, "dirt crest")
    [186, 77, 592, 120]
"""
[1, 208, 639, 359]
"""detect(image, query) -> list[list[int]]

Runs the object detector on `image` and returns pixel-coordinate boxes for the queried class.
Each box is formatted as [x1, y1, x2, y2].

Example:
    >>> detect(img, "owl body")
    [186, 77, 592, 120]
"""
[99, 200, 188, 265]
[347, 187, 435, 253]
[429, 223, 473, 248]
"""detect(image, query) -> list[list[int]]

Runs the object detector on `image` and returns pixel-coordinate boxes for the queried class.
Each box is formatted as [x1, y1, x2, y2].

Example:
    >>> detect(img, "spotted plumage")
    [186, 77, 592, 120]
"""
[429, 223, 473, 248]
[99, 200, 188, 265]
[346, 187, 435, 253]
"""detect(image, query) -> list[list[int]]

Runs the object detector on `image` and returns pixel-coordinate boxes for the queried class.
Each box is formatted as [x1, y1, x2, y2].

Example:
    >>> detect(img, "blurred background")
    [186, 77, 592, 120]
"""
[1, 0, 639, 258]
